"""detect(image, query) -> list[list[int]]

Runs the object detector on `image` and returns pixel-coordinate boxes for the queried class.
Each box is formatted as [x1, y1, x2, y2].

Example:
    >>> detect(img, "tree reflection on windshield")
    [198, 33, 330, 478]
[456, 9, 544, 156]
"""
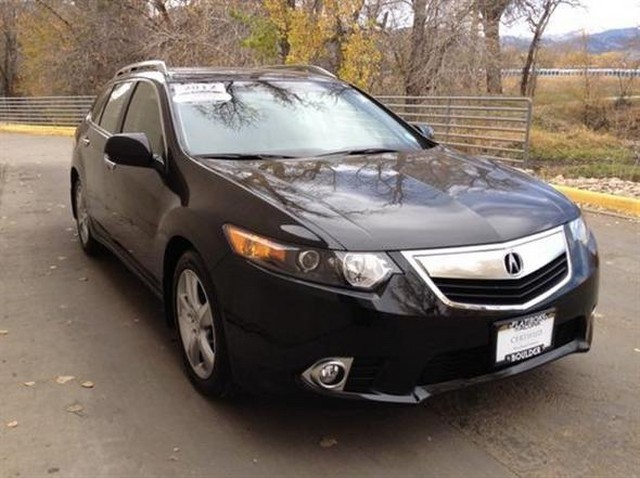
[173, 79, 425, 156]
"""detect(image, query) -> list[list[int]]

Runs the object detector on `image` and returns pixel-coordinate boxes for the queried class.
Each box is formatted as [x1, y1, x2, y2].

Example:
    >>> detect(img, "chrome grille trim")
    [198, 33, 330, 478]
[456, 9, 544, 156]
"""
[401, 226, 572, 311]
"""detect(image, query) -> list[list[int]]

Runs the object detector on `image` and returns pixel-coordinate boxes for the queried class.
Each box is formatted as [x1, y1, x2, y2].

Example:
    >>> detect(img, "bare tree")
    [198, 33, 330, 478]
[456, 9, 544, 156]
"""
[517, 0, 581, 96]
[0, 0, 23, 96]
[402, 0, 477, 96]
[477, 0, 513, 94]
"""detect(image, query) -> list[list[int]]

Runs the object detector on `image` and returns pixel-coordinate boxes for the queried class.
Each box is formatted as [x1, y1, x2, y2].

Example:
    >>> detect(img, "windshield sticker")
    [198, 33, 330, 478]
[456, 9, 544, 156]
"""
[173, 83, 232, 103]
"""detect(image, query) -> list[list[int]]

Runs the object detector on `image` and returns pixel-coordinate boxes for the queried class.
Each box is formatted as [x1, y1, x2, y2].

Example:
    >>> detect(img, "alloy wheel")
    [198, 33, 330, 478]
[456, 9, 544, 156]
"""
[176, 269, 216, 379]
[75, 181, 90, 246]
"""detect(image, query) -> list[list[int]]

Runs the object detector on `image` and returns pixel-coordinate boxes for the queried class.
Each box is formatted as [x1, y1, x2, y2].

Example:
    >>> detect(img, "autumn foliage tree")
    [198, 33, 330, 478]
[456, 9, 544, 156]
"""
[5, 0, 586, 97]
[18, 0, 259, 94]
[244, 0, 383, 89]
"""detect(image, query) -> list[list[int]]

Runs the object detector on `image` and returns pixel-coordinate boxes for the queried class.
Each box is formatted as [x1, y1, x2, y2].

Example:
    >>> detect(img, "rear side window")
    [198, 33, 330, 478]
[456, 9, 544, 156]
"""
[99, 82, 134, 134]
[89, 87, 111, 123]
[122, 82, 165, 156]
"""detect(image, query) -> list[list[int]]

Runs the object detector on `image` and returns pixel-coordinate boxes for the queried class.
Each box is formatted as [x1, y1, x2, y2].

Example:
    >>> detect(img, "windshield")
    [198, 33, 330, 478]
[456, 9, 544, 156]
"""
[170, 80, 428, 158]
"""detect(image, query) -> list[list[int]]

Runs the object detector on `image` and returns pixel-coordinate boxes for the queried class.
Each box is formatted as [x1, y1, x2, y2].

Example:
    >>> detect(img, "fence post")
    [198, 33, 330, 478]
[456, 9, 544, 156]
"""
[444, 97, 452, 143]
[523, 97, 533, 167]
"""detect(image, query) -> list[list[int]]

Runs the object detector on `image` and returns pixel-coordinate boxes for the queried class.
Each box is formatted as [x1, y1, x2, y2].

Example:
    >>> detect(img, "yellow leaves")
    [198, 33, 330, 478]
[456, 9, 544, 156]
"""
[264, 0, 334, 64]
[17, 7, 71, 95]
[286, 8, 332, 64]
[263, 0, 380, 87]
[340, 28, 382, 89]
[264, 0, 291, 32]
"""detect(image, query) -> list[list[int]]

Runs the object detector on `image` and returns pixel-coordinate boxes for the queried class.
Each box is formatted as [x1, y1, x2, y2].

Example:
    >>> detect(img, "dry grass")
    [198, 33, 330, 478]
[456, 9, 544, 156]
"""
[503, 76, 640, 181]
[504, 76, 640, 105]
[530, 126, 639, 181]
[530, 126, 634, 162]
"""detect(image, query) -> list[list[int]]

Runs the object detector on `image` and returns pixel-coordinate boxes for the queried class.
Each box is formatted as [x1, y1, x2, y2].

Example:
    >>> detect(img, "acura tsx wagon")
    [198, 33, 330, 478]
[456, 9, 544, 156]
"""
[70, 60, 598, 403]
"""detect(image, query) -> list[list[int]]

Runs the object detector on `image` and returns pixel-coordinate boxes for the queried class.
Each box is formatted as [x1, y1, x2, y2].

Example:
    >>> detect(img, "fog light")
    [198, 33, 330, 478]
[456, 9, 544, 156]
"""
[318, 362, 345, 386]
[302, 357, 353, 391]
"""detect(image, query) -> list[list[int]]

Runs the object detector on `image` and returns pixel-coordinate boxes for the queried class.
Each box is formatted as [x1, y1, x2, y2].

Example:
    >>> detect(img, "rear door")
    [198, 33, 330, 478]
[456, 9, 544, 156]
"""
[77, 87, 110, 221]
[81, 81, 135, 231]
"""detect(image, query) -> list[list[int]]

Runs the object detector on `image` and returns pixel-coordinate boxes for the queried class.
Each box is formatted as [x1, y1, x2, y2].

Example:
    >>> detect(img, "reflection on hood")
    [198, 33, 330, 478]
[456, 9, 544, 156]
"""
[204, 147, 577, 251]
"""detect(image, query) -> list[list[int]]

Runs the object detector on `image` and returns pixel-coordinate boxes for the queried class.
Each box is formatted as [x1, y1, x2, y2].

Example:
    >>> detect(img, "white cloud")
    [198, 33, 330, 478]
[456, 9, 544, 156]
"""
[503, 0, 640, 38]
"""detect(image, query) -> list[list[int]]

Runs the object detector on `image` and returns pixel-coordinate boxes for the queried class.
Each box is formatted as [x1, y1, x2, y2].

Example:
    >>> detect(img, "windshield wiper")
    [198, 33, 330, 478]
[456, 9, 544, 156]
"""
[196, 153, 297, 160]
[315, 148, 400, 157]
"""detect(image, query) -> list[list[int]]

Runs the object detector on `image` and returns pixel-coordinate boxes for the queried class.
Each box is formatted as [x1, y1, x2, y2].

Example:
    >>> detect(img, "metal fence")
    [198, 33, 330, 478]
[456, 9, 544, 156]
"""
[378, 95, 532, 164]
[0, 96, 95, 127]
[0, 94, 533, 164]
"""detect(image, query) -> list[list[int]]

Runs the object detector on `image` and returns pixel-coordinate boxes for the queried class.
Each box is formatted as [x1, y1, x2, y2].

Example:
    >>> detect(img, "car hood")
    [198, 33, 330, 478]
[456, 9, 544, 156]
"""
[203, 147, 578, 251]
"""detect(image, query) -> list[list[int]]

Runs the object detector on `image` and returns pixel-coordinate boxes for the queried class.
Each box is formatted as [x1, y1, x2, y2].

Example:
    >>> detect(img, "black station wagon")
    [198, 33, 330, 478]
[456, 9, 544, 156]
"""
[70, 61, 598, 403]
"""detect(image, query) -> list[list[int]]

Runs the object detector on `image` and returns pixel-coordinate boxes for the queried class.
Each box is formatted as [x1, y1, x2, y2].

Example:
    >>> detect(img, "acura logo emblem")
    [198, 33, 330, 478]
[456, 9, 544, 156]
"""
[504, 252, 524, 276]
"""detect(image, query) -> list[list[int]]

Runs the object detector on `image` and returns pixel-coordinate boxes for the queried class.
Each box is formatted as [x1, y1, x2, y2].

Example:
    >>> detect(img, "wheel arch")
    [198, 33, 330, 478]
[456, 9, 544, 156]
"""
[70, 167, 80, 219]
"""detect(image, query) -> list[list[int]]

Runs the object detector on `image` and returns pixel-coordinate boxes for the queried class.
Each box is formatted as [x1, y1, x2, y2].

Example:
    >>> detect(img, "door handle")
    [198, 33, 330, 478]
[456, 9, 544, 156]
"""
[81, 137, 91, 146]
[103, 154, 117, 171]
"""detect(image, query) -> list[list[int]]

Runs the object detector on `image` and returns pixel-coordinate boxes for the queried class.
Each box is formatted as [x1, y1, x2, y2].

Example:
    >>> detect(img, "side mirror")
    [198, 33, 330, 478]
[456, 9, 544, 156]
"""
[412, 123, 435, 141]
[105, 133, 153, 168]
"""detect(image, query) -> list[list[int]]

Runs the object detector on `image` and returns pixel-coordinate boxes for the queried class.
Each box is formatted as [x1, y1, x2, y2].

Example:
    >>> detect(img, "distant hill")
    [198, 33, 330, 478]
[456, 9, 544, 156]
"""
[581, 28, 640, 53]
[503, 27, 640, 54]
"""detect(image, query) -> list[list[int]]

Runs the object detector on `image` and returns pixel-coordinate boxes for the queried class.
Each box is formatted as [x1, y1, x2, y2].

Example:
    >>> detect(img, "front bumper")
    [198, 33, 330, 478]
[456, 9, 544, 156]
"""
[299, 338, 591, 404]
[213, 236, 598, 403]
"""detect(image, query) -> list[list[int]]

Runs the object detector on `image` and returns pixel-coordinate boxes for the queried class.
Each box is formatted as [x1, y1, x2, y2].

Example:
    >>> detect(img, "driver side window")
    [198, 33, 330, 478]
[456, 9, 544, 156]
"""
[122, 82, 165, 157]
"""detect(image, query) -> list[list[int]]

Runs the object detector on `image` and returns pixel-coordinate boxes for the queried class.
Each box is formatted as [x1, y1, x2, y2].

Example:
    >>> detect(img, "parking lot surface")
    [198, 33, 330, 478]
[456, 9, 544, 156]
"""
[1, 133, 638, 477]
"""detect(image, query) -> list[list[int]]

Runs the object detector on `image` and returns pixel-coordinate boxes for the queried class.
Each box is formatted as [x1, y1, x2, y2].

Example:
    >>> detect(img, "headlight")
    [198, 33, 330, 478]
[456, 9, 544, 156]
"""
[567, 216, 590, 246]
[336, 252, 397, 289]
[224, 225, 399, 290]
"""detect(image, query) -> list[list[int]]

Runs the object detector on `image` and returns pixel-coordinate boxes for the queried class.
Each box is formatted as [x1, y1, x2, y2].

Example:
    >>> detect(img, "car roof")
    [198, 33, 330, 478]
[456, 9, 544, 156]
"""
[168, 67, 338, 82]
[113, 61, 340, 84]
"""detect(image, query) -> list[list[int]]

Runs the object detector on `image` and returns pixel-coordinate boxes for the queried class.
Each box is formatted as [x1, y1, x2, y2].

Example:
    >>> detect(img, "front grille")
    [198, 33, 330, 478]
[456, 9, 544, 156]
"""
[432, 254, 569, 306]
[418, 316, 583, 386]
[344, 357, 384, 393]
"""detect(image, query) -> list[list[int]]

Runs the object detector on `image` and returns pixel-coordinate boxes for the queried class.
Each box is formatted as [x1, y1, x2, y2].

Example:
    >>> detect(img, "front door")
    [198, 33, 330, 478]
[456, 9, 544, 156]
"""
[105, 80, 173, 279]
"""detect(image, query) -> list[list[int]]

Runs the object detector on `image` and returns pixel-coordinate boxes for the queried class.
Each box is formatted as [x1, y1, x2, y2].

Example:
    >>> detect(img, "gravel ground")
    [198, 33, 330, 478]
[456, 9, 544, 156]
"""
[520, 169, 640, 199]
[547, 175, 640, 199]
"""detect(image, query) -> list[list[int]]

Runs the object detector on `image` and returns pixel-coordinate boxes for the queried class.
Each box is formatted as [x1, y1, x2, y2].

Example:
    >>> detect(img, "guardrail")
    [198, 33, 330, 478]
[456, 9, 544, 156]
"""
[502, 68, 640, 78]
[0, 94, 533, 164]
[378, 95, 532, 164]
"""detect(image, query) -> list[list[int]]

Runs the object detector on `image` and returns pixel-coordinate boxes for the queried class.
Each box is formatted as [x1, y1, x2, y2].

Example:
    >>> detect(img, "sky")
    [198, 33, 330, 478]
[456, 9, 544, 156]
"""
[503, 0, 640, 38]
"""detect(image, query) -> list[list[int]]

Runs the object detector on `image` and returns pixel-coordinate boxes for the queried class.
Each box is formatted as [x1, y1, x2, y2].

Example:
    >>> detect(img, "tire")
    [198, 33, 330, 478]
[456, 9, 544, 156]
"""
[73, 178, 102, 256]
[172, 250, 233, 398]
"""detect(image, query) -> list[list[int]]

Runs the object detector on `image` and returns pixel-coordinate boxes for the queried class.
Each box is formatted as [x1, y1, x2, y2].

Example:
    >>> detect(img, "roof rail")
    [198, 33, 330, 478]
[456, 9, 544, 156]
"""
[115, 60, 169, 78]
[264, 64, 336, 78]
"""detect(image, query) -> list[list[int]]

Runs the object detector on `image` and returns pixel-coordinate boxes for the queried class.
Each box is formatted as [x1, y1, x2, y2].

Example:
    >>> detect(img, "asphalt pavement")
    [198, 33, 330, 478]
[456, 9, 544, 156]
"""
[1, 133, 638, 478]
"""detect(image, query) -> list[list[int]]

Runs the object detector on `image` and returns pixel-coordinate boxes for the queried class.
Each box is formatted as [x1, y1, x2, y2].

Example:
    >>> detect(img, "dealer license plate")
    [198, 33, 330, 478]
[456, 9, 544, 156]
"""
[495, 311, 555, 366]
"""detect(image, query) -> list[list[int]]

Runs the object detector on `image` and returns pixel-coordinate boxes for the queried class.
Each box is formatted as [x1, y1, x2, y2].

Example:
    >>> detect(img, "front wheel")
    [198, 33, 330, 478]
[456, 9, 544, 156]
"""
[73, 178, 102, 256]
[172, 250, 233, 398]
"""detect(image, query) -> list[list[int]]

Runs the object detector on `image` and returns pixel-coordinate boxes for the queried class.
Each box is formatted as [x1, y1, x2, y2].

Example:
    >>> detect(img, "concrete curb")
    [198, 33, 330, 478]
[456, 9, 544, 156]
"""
[1, 124, 638, 217]
[553, 185, 640, 217]
[0, 124, 76, 137]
